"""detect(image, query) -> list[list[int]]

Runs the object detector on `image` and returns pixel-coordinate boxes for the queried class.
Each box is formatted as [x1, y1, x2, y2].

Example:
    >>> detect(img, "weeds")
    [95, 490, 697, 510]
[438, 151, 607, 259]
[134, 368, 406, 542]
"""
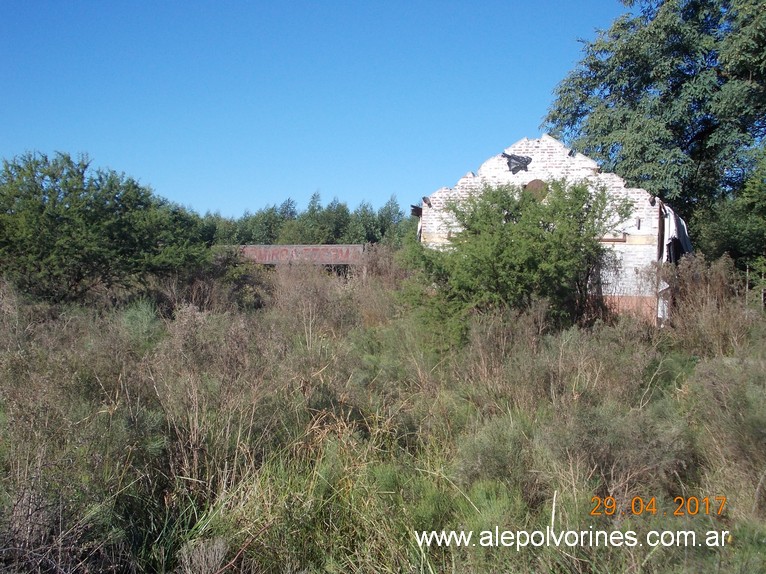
[1, 254, 764, 573]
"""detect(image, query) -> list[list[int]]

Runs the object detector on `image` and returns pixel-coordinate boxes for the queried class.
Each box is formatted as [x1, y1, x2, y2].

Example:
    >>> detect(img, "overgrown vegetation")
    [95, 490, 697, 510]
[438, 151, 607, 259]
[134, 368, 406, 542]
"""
[0, 153, 410, 305]
[0, 152, 209, 302]
[409, 182, 632, 334]
[544, 0, 766, 262]
[2, 1, 764, 566]
[0, 246, 764, 572]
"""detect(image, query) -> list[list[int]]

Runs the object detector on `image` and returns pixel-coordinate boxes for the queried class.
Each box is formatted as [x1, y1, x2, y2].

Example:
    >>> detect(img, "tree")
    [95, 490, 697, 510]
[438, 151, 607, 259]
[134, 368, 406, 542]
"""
[277, 198, 298, 221]
[201, 212, 238, 245]
[0, 152, 209, 301]
[343, 201, 380, 243]
[376, 196, 406, 246]
[237, 206, 285, 244]
[694, 148, 766, 269]
[342, 196, 406, 245]
[276, 193, 354, 245]
[416, 182, 631, 326]
[544, 0, 766, 219]
[318, 198, 352, 244]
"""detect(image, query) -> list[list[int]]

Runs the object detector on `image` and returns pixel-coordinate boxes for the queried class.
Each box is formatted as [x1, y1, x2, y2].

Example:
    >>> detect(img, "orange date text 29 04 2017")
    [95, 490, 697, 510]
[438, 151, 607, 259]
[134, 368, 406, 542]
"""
[590, 496, 727, 517]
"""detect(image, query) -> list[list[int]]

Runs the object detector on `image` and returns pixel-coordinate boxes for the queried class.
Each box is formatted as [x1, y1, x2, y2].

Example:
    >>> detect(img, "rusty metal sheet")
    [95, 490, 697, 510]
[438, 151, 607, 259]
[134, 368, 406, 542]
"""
[240, 244, 364, 265]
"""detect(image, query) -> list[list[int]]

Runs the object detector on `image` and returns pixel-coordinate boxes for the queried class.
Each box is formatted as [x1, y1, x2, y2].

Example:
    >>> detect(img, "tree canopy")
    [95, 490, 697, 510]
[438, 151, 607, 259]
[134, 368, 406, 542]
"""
[0, 152, 209, 301]
[202, 193, 407, 247]
[694, 148, 766, 269]
[544, 0, 766, 219]
[1, 151, 411, 302]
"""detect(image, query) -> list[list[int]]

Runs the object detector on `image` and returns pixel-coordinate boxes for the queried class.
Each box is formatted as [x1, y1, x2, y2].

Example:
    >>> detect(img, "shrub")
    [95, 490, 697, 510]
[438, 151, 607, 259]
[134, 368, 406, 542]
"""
[454, 412, 547, 509]
[416, 182, 632, 327]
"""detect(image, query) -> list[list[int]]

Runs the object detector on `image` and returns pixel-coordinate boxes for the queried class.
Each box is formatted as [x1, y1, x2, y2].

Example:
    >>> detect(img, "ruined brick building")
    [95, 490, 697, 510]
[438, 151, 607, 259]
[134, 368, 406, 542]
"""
[414, 135, 692, 320]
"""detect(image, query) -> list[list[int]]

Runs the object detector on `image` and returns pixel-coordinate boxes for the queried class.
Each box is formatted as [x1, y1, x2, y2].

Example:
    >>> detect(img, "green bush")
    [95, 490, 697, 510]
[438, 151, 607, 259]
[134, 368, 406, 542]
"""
[414, 182, 632, 329]
[0, 152, 209, 302]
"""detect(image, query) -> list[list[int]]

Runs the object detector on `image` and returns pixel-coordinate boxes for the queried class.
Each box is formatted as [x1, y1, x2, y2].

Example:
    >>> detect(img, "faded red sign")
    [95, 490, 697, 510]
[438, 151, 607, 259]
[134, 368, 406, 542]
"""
[240, 244, 364, 265]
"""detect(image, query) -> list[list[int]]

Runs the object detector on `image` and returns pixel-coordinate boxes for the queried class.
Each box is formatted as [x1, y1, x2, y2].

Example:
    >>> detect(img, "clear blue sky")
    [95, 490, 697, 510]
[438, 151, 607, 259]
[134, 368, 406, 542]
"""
[1, 1, 628, 217]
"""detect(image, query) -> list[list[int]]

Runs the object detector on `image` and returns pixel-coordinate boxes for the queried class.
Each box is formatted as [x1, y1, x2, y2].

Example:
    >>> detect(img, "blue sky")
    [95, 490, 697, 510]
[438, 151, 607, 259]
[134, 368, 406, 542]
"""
[1, 1, 628, 217]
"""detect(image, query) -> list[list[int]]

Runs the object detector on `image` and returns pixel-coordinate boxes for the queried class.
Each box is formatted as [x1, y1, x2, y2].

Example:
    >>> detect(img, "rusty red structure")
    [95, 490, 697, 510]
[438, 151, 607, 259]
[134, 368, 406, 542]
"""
[240, 244, 364, 265]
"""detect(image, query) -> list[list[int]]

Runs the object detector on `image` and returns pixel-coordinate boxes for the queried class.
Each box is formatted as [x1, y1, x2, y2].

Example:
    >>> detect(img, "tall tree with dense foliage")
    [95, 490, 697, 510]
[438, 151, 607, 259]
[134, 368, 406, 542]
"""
[376, 196, 406, 246]
[344, 201, 381, 243]
[0, 152, 209, 301]
[237, 206, 285, 244]
[695, 148, 766, 272]
[343, 196, 406, 245]
[544, 0, 766, 219]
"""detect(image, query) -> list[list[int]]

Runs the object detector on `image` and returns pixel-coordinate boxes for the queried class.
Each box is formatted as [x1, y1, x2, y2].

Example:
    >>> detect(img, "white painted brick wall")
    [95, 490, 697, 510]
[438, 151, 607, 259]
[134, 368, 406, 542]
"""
[420, 135, 665, 299]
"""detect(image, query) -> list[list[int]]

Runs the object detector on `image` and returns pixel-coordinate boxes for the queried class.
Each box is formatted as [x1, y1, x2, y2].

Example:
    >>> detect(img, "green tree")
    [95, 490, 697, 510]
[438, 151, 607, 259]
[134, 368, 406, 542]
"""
[277, 198, 298, 221]
[341, 197, 406, 245]
[695, 149, 766, 270]
[0, 152, 209, 301]
[277, 192, 324, 244]
[343, 201, 380, 243]
[276, 193, 353, 244]
[416, 182, 631, 327]
[376, 196, 405, 246]
[200, 212, 238, 245]
[318, 198, 352, 243]
[139, 199, 209, 276]
[237, 206, 285, 244]
[544, 0, 766, 218]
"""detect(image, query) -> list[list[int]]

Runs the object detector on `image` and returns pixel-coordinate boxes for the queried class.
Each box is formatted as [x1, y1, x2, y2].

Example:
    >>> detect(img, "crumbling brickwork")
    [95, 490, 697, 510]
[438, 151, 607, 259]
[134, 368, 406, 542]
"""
[419, 135, 678, 319]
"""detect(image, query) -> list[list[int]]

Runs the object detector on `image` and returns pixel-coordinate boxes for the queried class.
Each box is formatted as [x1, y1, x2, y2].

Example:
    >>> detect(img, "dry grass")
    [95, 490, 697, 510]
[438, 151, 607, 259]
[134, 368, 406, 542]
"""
[1, 254, 764, 572]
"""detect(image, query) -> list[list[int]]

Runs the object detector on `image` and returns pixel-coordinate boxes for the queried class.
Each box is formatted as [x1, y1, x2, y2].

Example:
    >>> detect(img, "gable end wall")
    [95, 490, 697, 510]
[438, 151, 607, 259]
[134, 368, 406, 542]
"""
[420, 135, 663, 319]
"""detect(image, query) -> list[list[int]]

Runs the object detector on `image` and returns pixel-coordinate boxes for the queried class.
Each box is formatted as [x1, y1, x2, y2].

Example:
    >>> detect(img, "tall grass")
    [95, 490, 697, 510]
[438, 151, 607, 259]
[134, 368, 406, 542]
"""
[1, 252, 764, 572]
